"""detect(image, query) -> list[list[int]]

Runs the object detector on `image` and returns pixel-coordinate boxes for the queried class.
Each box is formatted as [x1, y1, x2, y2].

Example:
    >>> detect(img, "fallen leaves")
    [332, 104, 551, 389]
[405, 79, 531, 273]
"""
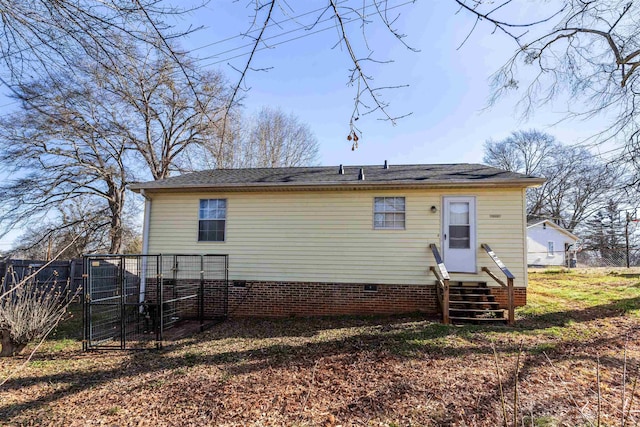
[0, 271, 639, 426]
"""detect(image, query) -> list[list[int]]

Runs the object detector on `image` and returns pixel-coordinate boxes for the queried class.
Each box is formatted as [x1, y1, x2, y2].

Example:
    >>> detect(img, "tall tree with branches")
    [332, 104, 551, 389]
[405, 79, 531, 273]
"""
[0, 1, 201, 86]
[201, 107, 320, 169]
[484, 130, 622, 231]
[102, 44, 232, 180]
[454, 1, 640, 162]
[0, 70, 130, 252]
[242, 107, 320, 168]
[2, 1, 419, 149]
[0, 46, 230, 252]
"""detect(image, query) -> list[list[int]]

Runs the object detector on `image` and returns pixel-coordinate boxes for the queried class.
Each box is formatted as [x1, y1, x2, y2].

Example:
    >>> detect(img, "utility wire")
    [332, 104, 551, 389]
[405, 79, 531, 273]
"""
[194, 0, 411, 64]
[189, 0, 352, 53]
[0, 0, 411, 110]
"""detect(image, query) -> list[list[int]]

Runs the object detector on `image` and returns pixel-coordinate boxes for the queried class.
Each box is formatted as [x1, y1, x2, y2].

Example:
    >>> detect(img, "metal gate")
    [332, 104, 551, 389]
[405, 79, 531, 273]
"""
[83, 254, 228, 350]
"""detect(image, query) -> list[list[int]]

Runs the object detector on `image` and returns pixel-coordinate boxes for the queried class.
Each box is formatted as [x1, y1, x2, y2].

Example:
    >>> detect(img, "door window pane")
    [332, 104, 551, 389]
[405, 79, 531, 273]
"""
[448, 201, 470, 248]
[449, 202, 469, 225]
[449, 225, 470, 248]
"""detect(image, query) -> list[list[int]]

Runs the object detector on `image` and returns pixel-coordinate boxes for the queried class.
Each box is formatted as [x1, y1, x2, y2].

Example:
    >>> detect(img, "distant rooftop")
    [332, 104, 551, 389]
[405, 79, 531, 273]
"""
[129, 163, 545, 192]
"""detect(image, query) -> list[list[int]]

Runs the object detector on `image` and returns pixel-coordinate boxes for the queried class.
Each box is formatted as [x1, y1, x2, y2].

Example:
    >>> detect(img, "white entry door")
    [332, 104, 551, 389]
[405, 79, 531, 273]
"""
[442, 196, 476, 273]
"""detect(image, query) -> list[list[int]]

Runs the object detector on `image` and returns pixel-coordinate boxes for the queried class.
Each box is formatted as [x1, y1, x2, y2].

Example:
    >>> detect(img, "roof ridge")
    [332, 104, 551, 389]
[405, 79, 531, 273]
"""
[181, 162, 484, 173]
[129, 163, 545, 192]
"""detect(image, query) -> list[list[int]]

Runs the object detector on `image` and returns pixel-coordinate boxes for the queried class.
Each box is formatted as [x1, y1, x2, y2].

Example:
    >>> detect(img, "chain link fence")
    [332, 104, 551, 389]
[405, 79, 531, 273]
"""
[576, 248, 640, 268]
[529, 247, 640, 268]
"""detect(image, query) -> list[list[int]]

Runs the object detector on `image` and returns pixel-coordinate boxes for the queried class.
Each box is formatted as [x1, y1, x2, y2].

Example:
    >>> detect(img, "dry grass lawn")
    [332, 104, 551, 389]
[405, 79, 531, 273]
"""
[1, 269, 640, 426]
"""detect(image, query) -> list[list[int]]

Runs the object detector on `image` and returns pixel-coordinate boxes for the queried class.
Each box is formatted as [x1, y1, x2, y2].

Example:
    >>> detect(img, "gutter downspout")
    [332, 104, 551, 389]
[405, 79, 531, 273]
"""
[141, 189, 151, 256]
[140, 189, 152, 304]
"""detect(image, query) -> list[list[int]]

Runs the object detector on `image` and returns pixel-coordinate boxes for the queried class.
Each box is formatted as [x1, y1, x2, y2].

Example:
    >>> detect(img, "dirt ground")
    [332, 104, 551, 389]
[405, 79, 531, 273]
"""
[1, 270, 639, 426]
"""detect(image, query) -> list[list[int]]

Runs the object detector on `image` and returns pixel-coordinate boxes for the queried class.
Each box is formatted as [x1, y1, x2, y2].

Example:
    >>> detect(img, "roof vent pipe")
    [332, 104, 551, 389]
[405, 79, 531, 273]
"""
[339, 164, 344, 175]
[358, 168, 365, 181]
[384, 160, 389, 169]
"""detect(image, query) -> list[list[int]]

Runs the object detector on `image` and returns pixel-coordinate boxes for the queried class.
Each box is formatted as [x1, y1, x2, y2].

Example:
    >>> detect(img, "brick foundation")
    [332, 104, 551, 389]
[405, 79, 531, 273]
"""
[143, 279, 527, 318]
[227, 281, 439, 317]
[489, 287, 527, 308]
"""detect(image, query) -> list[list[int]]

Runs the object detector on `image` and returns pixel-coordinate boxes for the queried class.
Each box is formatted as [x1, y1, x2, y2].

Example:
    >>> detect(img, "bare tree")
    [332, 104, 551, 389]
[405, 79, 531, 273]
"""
[543, 146, 621, 231]
[204, 107, 319, 169]
[483, 130, 557, 176]
[0, 1, 200, 88]
[2, 1, 418, 151]
[203, 109, 251, 169]
[0, 2, 207, 254]
[0, 45, 230, 253]
[243, 107, 319, 168]
[0, 69, 129, 252]
[484, 130, 559, 218]
[454, 1, 640, 157]
[8, 199, 142, 260]
[105, 45, 232, 180]
[484, 130, 621, 231]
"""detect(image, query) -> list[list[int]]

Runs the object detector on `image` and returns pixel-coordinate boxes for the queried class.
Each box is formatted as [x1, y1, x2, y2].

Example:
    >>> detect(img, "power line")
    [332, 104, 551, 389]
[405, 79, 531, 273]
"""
[190, 0, 352, 53]
[0, 0, 410, 110]
[193, 0, 409, 65]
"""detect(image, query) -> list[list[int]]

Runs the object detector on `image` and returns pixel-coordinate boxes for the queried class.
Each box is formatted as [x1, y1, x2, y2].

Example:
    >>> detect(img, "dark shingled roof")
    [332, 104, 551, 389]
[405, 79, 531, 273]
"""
[129, 163, 545, 191]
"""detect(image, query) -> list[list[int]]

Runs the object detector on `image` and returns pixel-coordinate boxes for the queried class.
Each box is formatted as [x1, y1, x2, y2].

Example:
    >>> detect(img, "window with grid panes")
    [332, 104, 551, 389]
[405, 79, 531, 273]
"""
[198, 199, 226, 241]
[373, 197, 405, 229]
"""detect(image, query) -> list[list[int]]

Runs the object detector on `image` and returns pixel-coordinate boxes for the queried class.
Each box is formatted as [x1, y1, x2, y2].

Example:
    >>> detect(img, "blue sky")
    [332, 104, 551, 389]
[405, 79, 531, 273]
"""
[177, 0, 613, 166]
[0, 1, 618, 251]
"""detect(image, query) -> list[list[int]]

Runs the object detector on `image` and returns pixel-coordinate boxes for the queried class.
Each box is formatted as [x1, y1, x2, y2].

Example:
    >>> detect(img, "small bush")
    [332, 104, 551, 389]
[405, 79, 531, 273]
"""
[0, 278, 71, 357]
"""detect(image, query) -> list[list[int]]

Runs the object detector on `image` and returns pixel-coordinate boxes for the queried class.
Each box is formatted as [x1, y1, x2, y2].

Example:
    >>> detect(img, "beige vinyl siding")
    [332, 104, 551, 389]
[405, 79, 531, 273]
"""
[147, 187, 527, 287]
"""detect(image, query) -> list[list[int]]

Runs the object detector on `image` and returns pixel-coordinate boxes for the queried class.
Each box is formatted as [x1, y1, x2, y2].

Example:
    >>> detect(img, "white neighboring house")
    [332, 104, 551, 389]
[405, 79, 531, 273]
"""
[527, 220, 579, 267]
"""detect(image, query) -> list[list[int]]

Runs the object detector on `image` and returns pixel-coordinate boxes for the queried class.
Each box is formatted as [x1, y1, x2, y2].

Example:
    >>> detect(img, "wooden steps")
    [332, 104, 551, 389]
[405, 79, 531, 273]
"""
[447, 281, 507, 324]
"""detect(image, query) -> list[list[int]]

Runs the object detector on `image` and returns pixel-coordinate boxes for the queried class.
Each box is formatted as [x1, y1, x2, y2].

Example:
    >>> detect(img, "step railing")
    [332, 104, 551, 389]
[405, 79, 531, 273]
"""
[480, 243, 515, 325]
[429, 243, 450, 324]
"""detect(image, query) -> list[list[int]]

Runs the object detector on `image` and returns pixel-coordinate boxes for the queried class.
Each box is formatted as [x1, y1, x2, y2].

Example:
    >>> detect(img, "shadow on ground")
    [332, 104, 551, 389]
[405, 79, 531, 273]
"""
[1, 295, 639, 423]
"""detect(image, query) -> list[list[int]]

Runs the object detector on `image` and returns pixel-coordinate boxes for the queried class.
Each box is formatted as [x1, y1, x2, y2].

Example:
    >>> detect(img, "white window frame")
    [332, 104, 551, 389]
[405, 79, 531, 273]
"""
[547, 241, 555, 256]
[198, 199, 227, 242]
[373, 197, 406, 230]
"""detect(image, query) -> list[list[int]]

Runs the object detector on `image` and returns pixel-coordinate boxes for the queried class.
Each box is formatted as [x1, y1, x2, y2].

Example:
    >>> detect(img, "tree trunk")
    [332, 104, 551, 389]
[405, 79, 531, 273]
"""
[107, 184, 126, 254]
[0, 329, 27, 357]
[108, 212, 123, 254]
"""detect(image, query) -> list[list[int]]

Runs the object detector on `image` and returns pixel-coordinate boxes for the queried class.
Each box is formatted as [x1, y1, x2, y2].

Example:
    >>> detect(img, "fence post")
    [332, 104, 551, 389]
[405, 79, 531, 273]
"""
[199, 255, 204, 331]
[157, 255, 163, 349]
[82, 256, 88, 352]
[626, 212, 631, 268]
[119, 256, 125, 350]
[0, 261, 6, 292]
[225, 255, 229, 317]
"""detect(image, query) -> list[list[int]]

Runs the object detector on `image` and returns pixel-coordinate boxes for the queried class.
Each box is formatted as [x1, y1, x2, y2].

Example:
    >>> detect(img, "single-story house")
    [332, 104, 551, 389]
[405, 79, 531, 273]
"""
[130, 163, 544, 322]
[527, 220, 579, 267]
